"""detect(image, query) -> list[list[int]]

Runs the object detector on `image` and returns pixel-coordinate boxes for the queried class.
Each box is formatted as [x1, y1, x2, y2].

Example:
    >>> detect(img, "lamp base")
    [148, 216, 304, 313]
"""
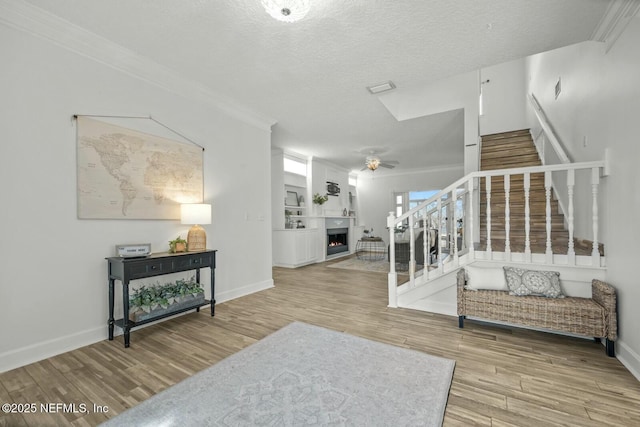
[187, 224, 207, 252]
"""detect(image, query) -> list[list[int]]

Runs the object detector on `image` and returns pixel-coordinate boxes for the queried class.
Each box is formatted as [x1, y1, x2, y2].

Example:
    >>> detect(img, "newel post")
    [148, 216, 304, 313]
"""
[387, 211, 398, 308]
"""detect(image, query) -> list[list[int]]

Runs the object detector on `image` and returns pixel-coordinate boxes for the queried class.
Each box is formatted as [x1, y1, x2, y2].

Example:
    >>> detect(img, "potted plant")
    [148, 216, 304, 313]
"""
[312, 193, 329, 205]
[129, 277, 205, 322]
[169, 236, 187, 253]
[312, 193, 329, 215]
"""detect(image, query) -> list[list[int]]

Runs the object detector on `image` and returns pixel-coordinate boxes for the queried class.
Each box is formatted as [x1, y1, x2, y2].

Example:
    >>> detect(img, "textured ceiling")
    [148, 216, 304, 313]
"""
[24, 0, 610, 173]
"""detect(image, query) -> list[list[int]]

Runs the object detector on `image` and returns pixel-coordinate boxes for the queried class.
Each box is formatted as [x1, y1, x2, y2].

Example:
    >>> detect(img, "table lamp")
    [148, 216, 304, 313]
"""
[181, 203, 211, 252]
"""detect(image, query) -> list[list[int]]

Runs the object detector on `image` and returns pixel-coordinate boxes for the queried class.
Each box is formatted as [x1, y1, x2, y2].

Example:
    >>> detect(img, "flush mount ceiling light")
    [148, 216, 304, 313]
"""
[261, 0, 310, 22]
[366, 81, 396, 94]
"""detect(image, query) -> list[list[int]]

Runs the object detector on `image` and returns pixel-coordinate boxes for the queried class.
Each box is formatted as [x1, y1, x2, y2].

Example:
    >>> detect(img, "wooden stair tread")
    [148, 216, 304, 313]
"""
[477, 129, 605, 256]
[481, 129, 531, 141]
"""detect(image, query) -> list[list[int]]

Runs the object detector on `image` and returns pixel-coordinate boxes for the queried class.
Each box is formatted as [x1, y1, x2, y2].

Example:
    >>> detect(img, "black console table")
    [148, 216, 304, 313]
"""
[106, 250, 217, 348]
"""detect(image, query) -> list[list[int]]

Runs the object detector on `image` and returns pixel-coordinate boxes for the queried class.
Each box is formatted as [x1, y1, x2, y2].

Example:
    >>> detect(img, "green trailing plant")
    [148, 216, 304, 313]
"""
[130, 276, 204, 314]
[169, 236, 188, 253]
[312, 193, 329, 205]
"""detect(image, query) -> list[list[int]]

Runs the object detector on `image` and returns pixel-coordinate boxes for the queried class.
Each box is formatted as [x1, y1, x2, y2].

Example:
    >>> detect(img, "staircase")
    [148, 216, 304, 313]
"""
[479, 129, 602, 256]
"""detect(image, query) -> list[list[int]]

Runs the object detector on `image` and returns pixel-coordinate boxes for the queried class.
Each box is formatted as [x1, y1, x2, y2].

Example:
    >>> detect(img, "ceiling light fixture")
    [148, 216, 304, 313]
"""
[366, 157, 381, 171]
[366, 81, 396, 94]
[261, 0, 310, 23]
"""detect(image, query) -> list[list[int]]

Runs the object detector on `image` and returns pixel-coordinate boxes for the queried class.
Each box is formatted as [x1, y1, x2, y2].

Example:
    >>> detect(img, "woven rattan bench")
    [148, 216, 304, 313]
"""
[456, 268, 618, 357]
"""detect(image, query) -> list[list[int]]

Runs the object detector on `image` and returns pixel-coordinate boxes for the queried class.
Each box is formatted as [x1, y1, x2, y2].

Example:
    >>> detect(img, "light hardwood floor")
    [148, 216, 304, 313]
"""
[1, 258, 639, 426]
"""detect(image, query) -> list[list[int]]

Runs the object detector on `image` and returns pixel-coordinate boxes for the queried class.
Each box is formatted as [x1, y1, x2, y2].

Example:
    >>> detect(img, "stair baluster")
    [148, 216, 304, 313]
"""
[545, 171, 553, 263]
[408, 215, 415, 285]
[453, 188, 459, 266]
[567, 169, 576, 265]
[422, 214, 429, 274]
[387, 211, 398, 308]
[524, 172, 531, 262]
[468, 178, 475, 259]
[437, 196, 443, 272]
[504, 174, 511, 261]
[486, 177, 492, 257]
[591, 168, 600, 265]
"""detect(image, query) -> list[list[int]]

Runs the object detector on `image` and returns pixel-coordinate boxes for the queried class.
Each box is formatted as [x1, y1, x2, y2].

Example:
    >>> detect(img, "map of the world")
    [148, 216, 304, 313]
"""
[77, 117, 203, 219]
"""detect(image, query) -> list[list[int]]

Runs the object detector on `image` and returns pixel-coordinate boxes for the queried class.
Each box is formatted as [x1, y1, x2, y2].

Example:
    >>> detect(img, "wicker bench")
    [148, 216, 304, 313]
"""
[456, 268, 618, 357]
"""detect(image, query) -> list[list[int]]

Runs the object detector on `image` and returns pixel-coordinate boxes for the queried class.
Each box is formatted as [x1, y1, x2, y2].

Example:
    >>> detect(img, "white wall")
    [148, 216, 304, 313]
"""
[479, 58, 528, 135]
[311, 159, 350, 217]
[356, 166, 465, 245]
[271, 149, 285, 229]
[379, 70, 480, 174]
[0, 24, 273, 372]
[525, 20, 640, 378]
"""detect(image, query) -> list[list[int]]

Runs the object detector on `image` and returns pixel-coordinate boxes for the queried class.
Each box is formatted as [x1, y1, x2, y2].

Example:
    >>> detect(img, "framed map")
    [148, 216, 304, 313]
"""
[76, 117, 203, 219]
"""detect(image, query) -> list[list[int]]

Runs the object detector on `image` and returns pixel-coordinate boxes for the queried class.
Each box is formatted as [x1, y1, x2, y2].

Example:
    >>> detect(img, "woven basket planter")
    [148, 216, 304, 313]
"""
[129, 292, 205, 322]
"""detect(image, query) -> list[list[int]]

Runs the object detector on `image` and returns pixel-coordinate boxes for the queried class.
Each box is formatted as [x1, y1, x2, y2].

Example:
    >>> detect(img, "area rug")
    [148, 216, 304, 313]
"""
[328, 257, 428, 275]
[327, 256, 390, 273]
[101, 322, 455, 426]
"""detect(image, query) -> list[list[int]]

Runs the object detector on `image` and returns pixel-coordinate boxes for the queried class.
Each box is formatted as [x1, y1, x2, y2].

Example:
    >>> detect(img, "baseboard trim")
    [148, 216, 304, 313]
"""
[0, 326, 106, 374]
[403, 300, 457, 317]
[215, 279, 274, 304]
[616, 339, 640, 381]
[0, 279, 275, 374]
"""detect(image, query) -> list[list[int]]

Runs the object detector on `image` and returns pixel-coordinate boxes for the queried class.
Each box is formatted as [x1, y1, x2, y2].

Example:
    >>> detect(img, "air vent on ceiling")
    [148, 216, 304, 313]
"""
[367, 81, 396, 94]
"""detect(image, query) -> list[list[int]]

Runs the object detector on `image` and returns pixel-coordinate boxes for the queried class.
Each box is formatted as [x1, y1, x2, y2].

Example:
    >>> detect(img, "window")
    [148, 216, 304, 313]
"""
[283, 156, 306, 176]
[348, 175, 357, 187]
[408, 190, 440, 210]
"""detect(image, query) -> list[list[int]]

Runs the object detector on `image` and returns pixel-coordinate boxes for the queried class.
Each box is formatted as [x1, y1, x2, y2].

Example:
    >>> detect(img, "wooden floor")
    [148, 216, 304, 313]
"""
[1, 259, 639, 426]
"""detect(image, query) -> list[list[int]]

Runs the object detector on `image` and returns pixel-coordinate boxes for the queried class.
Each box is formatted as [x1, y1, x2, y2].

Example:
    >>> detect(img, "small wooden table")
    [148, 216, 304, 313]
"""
[106, 250, 217, 348]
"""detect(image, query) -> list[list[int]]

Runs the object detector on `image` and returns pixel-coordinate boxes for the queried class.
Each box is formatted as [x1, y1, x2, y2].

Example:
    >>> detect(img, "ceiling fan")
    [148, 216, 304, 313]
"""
[361, 154, 399, 171]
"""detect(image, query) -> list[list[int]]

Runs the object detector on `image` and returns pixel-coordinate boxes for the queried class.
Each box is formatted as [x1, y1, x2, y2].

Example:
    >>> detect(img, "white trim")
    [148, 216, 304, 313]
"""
[0, 279, 274, 373]
[528, 93, 570, 163]
[591, 0, 640, 51]
[215, 279, 274, 304]
[312, 156, 351, 173]
[357, 163, 464, 179]
[0, 326, 105, 374]
[0, 0, 276, 131]
[405, 300, 456, 317]
[616, 340, 640, 381]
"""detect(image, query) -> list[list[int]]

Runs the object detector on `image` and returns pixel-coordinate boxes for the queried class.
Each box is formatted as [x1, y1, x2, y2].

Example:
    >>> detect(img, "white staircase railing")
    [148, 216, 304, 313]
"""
[529, 93, 571, 164]
[387, 160, 606, 307]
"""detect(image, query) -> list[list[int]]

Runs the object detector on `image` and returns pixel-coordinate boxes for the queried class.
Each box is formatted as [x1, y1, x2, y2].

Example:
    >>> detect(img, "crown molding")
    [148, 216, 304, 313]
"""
[357, 163, 464, 179]
[591, 0, 640, 51]
[0, 0, 276, 131]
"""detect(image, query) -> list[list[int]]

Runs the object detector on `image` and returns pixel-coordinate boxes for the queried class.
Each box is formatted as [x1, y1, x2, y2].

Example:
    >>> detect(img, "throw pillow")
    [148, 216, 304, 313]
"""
[503, 267, 564, 298]
[464, 265, 509, 291]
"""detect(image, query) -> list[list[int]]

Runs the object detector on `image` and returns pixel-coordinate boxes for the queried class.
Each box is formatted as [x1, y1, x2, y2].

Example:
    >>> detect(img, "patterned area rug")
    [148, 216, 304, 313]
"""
[328, 257, 428, 274]
[327, 257, 390, 273]
[102, 322, 455, 426]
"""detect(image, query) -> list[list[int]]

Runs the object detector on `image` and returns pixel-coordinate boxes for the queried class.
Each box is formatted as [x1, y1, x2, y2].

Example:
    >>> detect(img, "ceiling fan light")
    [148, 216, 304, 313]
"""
[261, 0, 310, 22]
[367, 158, 380, 171]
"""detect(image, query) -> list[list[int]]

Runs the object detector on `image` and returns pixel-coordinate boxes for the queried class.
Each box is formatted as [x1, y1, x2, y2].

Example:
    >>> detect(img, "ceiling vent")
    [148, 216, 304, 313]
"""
[366, 81, 396, 94]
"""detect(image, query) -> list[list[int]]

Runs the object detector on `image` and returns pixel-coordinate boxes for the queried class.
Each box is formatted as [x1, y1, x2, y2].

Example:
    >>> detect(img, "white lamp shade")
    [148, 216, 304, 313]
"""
[181, 204, 211, 225]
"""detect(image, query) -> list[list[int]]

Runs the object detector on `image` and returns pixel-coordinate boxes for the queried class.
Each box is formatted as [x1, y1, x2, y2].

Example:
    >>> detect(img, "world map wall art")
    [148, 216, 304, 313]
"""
[76, 117, 203, 220]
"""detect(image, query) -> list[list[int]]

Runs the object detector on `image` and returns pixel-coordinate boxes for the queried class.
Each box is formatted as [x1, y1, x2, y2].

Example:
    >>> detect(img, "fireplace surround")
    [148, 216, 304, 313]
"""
[325, 218, 349, 257]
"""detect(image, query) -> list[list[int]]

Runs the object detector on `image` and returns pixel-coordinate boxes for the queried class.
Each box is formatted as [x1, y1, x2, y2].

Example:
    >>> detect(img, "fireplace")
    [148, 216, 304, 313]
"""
[325, 218, 349, 257]
[327, 227, 349, 256]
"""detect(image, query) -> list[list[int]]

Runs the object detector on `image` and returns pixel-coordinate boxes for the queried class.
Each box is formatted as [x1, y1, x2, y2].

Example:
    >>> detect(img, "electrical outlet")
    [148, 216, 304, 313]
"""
[583, 136, 588, 147]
